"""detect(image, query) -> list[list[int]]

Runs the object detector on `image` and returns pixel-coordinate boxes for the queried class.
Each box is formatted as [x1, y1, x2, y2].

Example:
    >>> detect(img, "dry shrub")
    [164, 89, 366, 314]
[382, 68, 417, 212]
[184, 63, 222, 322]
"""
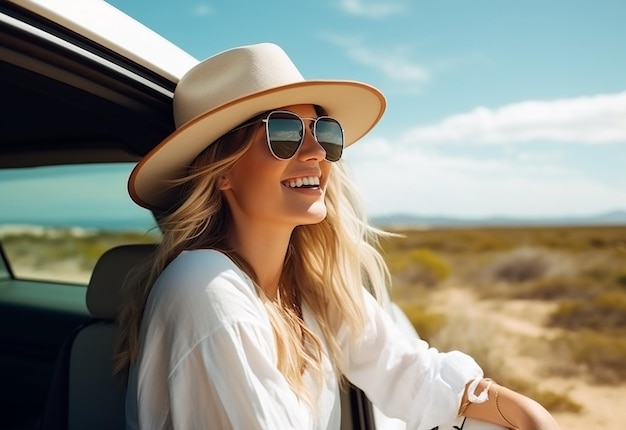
[388, 248, 449, 287]
[486, 247, 564, 283]
[398, 302, 445, 342]
[384, 228, 514, 254]
[552, 331, 626, 383]
[549, 292, 626, 331]
[577, 249, 626, 286]
[513, 276, 598, 301]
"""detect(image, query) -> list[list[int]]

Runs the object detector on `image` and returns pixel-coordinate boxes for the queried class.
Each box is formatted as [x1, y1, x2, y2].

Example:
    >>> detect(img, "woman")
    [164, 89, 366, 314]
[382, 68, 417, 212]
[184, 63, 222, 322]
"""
[116, 43, 561, 430]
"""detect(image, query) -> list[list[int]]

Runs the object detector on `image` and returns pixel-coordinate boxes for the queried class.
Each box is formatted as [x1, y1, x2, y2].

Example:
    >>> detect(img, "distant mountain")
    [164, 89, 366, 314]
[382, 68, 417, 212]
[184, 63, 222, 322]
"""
[371, 209, 626, 228]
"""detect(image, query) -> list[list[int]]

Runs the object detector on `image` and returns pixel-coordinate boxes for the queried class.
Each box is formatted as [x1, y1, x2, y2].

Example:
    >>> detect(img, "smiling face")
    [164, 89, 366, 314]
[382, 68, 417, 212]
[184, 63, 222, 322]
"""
[220, 104, 333, 232]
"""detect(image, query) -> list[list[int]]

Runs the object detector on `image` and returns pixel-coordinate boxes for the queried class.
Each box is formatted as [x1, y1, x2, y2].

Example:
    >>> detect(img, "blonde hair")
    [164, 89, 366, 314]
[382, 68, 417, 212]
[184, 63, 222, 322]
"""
[114, 110, 391, 407]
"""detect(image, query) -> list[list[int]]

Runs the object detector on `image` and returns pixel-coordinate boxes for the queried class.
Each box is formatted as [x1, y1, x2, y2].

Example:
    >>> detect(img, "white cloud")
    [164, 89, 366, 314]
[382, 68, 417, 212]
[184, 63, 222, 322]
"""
[402, 91, 626, 145]
[338, 0, 405, 18]
[346, 137, 626, 218]
[193, 4, 212, 16]
[322, 35, 429, 83]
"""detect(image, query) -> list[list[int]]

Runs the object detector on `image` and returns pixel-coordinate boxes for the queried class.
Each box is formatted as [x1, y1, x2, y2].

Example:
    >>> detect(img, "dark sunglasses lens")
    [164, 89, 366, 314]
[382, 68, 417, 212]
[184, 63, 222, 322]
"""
[267, 113, 303, 159]
[315, 118, 343, 162]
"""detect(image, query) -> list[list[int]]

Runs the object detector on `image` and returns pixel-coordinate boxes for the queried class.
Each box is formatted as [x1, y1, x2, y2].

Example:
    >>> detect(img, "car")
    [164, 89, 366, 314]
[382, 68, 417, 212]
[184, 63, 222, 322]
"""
[0, 2, 503, 430]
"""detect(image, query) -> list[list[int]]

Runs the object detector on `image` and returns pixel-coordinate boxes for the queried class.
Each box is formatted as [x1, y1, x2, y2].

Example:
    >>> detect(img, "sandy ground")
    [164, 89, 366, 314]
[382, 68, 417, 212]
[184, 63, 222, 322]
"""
[427, 286, 626, 430]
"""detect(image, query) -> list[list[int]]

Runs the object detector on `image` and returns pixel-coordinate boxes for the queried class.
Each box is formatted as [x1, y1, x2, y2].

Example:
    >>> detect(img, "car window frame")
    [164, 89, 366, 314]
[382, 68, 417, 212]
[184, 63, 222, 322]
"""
[1, 1, 178, 169]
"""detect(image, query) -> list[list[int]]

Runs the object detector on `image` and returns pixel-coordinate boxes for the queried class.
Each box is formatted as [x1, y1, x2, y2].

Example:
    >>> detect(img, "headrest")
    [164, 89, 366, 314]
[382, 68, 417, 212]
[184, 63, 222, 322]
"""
[86, 244, 157, 320]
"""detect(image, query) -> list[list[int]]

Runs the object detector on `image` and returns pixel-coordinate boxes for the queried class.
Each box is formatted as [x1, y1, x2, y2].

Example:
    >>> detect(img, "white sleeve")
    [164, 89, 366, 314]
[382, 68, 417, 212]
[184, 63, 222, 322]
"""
[338, 290, 484, 430]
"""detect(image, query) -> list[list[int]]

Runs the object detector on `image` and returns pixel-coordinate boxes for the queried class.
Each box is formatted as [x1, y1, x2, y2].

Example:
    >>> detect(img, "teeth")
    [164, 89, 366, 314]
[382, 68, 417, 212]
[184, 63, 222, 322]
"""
[284, 176, 320, 188]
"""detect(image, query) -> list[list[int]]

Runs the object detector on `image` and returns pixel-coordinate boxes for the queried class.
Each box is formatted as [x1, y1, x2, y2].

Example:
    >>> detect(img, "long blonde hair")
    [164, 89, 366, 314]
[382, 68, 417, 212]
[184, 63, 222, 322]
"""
[114, 109, 391, 406]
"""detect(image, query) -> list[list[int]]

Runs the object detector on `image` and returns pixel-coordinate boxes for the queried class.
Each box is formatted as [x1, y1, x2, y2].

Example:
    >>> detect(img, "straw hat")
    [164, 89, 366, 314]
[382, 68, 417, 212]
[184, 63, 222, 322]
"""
[128, 42, 386, 210]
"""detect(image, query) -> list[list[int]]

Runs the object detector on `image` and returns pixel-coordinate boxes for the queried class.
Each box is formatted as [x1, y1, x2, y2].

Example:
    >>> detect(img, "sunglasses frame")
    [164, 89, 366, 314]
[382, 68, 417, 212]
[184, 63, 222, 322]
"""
[230, 110, 344, 162]
[262, 110, 344, 162]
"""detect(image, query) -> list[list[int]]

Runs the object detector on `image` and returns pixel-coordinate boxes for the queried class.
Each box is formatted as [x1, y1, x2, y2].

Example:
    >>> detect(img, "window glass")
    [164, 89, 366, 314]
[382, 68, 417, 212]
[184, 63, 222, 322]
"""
[0, 163, 160, 284]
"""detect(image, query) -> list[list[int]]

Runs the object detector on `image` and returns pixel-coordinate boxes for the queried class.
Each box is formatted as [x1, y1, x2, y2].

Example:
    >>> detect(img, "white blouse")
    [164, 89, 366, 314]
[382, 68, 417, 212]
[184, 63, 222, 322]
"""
[126, 249, 483, 430]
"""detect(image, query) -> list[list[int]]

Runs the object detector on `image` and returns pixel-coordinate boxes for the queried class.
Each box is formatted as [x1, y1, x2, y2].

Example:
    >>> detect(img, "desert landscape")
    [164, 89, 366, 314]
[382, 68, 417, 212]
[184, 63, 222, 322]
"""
[383, 225, 626, 430]
[2, 224, 625, 429]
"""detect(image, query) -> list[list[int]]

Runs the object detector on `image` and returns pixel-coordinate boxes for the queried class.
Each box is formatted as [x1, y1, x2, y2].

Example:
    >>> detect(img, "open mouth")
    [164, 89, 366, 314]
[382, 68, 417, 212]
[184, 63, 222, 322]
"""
[282, 176, 320, 189]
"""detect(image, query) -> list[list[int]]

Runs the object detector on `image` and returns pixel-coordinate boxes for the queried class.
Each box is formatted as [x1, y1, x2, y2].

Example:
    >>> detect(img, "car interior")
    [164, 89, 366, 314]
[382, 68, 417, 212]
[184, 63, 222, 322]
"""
[1, 3, 173, 429]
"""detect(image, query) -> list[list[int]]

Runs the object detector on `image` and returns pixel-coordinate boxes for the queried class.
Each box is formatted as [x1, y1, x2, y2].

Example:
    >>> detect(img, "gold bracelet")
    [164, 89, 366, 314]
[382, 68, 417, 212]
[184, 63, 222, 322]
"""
[494, 386, 519, 429]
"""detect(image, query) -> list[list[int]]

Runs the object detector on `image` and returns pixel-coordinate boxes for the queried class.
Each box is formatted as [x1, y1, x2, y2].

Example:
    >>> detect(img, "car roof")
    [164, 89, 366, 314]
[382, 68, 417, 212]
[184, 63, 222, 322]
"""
[1, 0, 199, 168]
[7, 0, 198, 83]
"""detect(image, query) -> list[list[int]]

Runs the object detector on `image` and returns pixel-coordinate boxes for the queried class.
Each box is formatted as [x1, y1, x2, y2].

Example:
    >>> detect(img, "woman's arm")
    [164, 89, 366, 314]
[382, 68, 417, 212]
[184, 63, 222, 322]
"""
[461, 378, 562, 430]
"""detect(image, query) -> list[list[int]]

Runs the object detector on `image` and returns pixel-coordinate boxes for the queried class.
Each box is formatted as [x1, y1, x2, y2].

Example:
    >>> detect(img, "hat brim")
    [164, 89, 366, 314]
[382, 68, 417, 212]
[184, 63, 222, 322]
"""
[129, 80, 386, 210]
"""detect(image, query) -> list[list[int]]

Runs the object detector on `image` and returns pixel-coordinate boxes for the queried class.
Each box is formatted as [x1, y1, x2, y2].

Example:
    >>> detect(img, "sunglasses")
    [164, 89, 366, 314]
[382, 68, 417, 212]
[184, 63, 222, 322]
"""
[232, 110, 344, 162]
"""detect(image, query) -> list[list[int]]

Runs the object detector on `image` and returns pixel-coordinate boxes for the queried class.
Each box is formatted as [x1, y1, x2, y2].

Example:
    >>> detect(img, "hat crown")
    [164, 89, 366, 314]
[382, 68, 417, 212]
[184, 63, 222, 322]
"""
[173, 43, 304, 127]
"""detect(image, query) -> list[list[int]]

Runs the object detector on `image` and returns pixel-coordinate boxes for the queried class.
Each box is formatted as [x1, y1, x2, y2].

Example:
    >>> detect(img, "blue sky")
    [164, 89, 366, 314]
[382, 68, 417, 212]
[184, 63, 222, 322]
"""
[105, 0, 626, 219]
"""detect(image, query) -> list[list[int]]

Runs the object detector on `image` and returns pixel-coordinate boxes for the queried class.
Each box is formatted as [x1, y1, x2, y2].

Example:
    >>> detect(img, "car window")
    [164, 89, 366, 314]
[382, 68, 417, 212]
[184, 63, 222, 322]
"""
[0, 163, 160, 285]
[0, 248, 10, 281]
